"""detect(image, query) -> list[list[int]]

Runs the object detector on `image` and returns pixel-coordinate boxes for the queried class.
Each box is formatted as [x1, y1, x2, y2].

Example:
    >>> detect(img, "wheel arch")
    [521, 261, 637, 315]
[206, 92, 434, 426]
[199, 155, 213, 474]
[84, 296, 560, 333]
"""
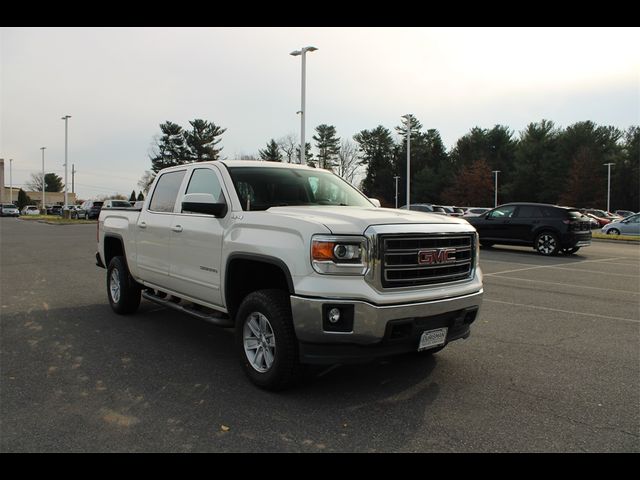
[225, 253, 295, 319]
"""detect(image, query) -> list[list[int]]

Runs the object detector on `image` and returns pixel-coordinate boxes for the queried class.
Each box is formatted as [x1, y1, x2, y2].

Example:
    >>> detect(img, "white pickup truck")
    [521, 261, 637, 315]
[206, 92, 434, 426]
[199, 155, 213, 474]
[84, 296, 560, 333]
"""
[97, 161, 483, 390]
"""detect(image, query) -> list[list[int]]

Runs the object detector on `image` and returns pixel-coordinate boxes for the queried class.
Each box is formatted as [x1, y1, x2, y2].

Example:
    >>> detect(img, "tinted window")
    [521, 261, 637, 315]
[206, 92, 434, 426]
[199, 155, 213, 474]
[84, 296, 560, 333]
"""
[412, 205, 432, 212]
[542, 207, 565, 218]
[93, 202, 104, 207]
[515, 206, 543, 218]
[488, 205, 517, 219]
[149, 170, 186, 213]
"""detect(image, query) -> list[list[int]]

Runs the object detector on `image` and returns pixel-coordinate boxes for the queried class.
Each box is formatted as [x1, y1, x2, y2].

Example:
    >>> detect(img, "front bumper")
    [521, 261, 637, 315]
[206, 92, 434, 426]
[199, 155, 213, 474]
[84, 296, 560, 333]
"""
[290, 290, 482, 364]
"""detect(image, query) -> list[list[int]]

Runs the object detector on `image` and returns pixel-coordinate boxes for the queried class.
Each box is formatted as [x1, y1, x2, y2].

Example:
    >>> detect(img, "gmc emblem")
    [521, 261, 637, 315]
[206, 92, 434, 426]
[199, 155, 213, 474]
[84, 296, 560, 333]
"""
[418, 248, 457, 265]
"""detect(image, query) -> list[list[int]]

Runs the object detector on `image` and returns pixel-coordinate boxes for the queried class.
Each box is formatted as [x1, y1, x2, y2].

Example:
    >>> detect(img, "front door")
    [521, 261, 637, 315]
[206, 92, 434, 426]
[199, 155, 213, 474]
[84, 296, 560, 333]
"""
[168, 166, 229, 307]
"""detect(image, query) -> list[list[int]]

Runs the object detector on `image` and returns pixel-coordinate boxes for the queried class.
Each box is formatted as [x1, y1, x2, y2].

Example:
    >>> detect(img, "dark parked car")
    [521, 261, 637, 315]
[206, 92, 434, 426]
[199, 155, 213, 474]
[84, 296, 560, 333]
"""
[80, 200, 104, 220]
[466, 203, 592, 255]
[50, 205, 63, 216]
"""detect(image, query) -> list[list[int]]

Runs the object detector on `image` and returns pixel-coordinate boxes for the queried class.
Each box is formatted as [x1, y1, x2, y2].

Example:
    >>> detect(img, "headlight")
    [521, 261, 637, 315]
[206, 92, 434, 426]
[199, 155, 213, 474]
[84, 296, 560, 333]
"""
[311, 235, 368, 275]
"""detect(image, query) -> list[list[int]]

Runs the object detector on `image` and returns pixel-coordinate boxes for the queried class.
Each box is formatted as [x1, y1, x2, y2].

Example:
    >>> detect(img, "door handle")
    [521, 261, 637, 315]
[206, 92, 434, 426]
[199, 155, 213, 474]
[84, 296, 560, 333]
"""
[172, 225, 183, 232]
[139, 221, 147, 229]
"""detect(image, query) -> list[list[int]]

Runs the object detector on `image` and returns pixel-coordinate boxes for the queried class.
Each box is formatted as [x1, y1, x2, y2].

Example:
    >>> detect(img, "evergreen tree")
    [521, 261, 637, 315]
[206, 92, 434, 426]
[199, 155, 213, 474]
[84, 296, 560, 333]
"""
[17, 189, 32, 210]
[354, 126, 396, 207]
[137, 191, 145, 201]
[129, 190, 136, 202]
[150, 121, 189, 173]
[295, 142, 314, 166]
[26, 172, 64, 192]
[259, 139, 283, 162]
[313, 124, 341, 171]
[557, 121, 623, 208]
[611, 126, 640, 211]
[508, 120, 560, 204]
[185, 119, 226, 162]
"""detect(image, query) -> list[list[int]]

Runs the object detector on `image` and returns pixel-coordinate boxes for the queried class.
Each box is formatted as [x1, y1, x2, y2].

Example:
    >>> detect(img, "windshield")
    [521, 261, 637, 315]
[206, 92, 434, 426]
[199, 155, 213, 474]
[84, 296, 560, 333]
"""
[227, 167, 373, 211]
[2, 204, 16, 208]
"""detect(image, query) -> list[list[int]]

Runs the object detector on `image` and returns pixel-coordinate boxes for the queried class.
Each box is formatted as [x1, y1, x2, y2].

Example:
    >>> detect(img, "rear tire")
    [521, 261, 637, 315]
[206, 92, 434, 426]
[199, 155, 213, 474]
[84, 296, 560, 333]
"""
[235, 289, 302, 391]
[607, 229, 620, 235]
[535, 232, 560, 256]
[107, 256, 141, 314]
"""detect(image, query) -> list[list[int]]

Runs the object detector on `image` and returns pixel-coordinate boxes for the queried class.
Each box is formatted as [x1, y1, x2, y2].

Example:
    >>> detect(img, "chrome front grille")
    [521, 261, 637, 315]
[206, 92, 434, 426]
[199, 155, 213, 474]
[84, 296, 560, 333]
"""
[380, 234, 474, 288]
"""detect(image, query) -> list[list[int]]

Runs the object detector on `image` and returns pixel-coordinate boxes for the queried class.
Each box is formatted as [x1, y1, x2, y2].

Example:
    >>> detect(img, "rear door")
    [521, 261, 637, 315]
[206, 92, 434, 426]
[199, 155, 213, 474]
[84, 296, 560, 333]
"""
[511, 205, 544, 242]
[167, 166, 229, 306]
[135, 169, 186, 286]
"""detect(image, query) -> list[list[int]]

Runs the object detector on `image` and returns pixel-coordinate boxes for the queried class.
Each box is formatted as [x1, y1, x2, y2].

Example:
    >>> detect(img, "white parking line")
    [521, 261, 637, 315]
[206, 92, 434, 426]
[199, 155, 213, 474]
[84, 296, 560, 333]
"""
[484, 275, 640, 295]
[484, 257, 628, 276]
[484, 299, 640, 324]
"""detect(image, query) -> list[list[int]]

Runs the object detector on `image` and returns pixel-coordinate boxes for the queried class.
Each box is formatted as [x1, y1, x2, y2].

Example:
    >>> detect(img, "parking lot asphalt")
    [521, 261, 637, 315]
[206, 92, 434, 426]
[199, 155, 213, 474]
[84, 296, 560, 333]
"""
[1, 218, 638, 452]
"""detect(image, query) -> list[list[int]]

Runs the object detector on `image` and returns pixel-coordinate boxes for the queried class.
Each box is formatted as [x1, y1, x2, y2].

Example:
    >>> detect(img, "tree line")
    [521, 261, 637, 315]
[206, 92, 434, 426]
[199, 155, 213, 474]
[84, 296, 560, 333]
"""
[143, 118, 639, 212]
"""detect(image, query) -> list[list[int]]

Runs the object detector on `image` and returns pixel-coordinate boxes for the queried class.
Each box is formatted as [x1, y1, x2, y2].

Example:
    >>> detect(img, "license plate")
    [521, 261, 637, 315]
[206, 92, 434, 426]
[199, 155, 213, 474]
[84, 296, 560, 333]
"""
[418, 327, 448, 351]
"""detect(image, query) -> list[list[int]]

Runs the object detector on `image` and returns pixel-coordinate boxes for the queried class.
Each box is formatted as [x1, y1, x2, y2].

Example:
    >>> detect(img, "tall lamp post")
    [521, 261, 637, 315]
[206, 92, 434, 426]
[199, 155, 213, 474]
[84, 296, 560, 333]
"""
[394, 175, 400, 208]
[290, 46, 318, 165]
[62, 115, 71, 206]
[604, 163, 614, 213]
[401, 114, 412, 209]
[492, 170, 500, 208]
[9, 158, 13, 204]
[40, 147, 47, 212]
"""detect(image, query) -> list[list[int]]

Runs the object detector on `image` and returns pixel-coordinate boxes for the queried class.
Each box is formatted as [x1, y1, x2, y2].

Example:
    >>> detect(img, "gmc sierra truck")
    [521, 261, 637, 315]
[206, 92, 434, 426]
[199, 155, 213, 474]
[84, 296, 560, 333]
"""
[97, 161, 483, 390]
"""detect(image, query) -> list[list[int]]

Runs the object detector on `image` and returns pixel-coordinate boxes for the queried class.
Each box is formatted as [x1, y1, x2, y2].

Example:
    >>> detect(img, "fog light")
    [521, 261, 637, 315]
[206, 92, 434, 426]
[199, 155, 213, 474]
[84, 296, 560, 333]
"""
[328, 307, 341, 323]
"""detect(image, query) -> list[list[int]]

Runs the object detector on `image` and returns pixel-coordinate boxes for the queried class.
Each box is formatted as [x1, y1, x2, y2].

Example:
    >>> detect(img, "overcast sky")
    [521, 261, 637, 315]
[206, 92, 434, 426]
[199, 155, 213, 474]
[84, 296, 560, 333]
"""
[1, 27, 638, 200]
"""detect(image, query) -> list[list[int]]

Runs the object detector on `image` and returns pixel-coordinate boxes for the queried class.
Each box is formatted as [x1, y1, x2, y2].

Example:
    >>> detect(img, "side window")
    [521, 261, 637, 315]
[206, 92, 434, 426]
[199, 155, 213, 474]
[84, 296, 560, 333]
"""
[515, 206, 543, 218]
[149, 170, 186, 213]
[488, 205, 517, 219]
[184, 168, 226, 203]
[628, 215, 640, 224]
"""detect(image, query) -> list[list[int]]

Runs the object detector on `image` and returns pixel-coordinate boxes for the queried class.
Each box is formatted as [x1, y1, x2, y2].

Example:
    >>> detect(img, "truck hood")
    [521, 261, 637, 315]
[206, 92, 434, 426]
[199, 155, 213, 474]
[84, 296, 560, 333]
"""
[266, 206, 470, 234]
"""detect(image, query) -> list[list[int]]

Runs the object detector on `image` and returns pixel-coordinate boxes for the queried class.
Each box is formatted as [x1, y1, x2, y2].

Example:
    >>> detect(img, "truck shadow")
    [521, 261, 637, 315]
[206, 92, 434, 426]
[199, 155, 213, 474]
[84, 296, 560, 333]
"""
[3, 301, 451, 452]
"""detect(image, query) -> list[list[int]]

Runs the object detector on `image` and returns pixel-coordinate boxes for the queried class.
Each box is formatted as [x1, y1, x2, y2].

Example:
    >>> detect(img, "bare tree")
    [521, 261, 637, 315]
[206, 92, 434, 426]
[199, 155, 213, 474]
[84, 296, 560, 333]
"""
[278, 134, 298, 163]
[138, 170, 156, 195]
[336, 139, 360, 184]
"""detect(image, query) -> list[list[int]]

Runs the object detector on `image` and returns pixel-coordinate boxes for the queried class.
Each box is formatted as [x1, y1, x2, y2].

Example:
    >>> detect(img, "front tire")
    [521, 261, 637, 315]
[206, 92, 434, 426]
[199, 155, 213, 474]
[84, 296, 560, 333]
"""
[607, 228, 620, 235]
[235, 289, 302, 391]
[535, 232, 560, 256]
[107, 256, 141, 314]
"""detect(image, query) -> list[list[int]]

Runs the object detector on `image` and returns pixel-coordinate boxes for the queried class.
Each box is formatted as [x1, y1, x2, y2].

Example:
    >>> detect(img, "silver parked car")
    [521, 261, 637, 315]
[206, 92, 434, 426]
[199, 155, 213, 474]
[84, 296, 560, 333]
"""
[601, 213, 640, 236]
[1, 203, 20, 217]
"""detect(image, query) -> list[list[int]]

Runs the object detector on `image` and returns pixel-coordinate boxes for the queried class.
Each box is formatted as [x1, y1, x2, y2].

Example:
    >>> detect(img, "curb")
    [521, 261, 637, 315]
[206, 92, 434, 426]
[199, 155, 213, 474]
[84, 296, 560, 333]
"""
[592, 237, 640, 245]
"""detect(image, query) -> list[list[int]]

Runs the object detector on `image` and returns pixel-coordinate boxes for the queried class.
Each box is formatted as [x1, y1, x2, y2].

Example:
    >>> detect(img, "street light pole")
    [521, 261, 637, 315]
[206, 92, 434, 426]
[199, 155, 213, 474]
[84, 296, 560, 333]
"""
[492, 170, 500, 208]
[290, 46, 318, 165]
[394, 176, 400, 208]
[62, 115, 71, 206]
[604, 163, 614, 212]
[41, 147, 47, 212]
[9, 159, 13, 204]
[401, 114, 412, 210]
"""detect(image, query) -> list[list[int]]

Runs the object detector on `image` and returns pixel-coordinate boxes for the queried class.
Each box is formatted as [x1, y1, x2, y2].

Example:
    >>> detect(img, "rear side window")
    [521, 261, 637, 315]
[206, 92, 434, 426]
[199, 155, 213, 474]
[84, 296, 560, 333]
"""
[515, 206, 543, 218]
[542, 207, 565, 218]
[149, 170, 186, 213]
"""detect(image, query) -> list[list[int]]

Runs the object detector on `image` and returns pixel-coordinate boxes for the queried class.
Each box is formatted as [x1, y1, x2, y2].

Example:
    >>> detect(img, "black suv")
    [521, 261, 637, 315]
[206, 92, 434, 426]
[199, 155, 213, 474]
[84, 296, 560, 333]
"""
[466, 203, 592, 255]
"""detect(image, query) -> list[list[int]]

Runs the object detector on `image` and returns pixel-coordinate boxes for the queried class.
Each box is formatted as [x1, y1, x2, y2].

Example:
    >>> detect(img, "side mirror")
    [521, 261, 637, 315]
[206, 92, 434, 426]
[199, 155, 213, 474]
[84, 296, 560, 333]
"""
[369, 198, 381, 208]
[182, 193, 227, 217]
